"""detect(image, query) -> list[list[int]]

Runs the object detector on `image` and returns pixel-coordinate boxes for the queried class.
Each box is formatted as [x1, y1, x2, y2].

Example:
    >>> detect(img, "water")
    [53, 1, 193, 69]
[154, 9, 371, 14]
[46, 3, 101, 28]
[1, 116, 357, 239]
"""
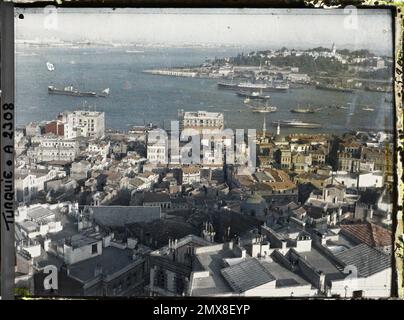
[16, 46, 394, 135]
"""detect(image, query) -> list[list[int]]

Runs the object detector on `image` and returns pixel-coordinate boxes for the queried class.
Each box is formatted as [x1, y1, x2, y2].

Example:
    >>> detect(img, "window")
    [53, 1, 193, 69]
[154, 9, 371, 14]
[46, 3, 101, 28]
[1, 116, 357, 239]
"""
[155, 269, 167, 289]
[92, 243, 98, 254]
[174, 276, 185, 295]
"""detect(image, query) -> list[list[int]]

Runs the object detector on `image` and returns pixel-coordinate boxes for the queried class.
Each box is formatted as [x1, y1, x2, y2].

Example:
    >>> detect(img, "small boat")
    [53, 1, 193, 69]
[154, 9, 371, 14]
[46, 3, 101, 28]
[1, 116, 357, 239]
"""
[273, 120, 322, 129]
[125, 50, 145, 53]
[217, 80, 239, 89]
[315, 84, 354, 93]
[290, 107, 316, 114]
[362, 107, 374, 112]
[336, 106, 348, 110]
[98, 88, 110, 97]
[237, 90, 271, 100]
[251, 106, 277, 113]
[46, 62, 55, 71]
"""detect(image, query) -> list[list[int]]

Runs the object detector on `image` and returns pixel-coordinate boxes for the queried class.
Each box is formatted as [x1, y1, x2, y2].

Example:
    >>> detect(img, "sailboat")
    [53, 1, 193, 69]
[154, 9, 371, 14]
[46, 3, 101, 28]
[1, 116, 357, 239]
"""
[46, 62, 55, 71]
[98, 88, 110, 97]
[249, 100, 277, 113]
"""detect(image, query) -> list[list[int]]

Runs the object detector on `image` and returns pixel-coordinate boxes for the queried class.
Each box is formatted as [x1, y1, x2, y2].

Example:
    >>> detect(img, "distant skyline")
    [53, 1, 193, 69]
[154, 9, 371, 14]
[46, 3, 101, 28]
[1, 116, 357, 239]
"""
[16, 8, 393, 55]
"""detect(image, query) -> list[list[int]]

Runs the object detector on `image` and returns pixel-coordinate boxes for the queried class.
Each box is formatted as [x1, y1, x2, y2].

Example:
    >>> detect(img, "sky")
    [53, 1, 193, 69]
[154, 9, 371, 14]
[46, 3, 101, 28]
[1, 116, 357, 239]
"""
[15, 8, 394, 55]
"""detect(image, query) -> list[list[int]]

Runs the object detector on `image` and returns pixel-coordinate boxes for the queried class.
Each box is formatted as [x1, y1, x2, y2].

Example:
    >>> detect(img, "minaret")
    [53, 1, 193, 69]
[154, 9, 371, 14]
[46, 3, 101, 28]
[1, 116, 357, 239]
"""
[277, 121, 280, 136]
[262, 116, 266, 139]
[331, 42, 336, 56]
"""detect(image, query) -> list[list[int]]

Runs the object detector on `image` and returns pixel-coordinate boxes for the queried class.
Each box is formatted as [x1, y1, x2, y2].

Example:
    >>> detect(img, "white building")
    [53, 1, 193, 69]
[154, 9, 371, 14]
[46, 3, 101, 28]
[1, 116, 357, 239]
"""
[16, 203, 66, 239]
[182, 166, 201, 185]
[15, 169, 66, 203]
[147, 133, 168, 164]
[179, 110, 224, 133]
[30, 137, 79, 162]
[63, 234, 103, 265]
[333, 171, 384, 189]
[87, 139, 110, 159]
[61, 110, 105, 139]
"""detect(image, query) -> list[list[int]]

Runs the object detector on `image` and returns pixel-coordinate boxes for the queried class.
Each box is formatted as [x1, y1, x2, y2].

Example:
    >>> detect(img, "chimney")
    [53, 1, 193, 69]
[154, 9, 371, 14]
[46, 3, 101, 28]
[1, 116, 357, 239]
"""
[44, 238, 51, 252]
[321, 235, 327, 246]
[318, 272, 326, 293]
[368, 205, 374, 220]
[281, 241, 287, 252]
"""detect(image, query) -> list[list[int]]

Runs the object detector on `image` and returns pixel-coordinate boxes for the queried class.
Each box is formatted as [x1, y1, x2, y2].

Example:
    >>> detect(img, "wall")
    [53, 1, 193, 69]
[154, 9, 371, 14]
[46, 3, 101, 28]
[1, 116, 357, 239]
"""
[245, 283, 313, 297]
[329, 268, 391, 298]
[64, 240, 103, 265]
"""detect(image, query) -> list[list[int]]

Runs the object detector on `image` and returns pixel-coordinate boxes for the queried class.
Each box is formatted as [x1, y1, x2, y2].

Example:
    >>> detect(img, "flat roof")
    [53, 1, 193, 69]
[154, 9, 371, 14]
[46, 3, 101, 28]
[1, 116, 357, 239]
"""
[191, 246, 235, 296]
[68, 247, 140, 284]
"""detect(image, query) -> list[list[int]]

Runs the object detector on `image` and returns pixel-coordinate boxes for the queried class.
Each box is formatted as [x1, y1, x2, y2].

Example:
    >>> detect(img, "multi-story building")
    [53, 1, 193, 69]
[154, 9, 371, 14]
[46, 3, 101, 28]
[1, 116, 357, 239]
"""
[45, 120, 65, 137]
[292, 152, 312, 173]
[60, 110, 105, 139]
[33, 231, 149, 297]
[87, 139, 110, 159]
[147, 133, 168, 164]
[29, 137, 79, 163]
[182, 166, 201, 185]
[179, 110, 224, 133]
[15, 169, 66, 203]
[280, 148, 292, 169]
[337, 151, 360, 172]
[148, 235, 213, 296]
[25, 121, 45, 137]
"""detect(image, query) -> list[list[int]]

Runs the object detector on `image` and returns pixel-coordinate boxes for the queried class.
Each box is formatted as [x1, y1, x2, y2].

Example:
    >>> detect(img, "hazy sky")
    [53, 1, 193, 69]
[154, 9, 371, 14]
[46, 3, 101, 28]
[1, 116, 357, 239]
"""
[15, 8, 394, 55]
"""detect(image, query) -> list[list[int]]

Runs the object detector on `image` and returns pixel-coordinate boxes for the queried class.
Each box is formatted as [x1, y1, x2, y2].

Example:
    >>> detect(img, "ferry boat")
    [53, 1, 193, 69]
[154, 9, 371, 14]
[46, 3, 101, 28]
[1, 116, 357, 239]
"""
[273, 120, 322, 129]
[315, 84, 354, 93]
[238, 82, 289, 91]
[237, 90, 271, 99]
[237, 82, 270, 90]
[48, 85, 97, 97]
[217, 80, 239, 89]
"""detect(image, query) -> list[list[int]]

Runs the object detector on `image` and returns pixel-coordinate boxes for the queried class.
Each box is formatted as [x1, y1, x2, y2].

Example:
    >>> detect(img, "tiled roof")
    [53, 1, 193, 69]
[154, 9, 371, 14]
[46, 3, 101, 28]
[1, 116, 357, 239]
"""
[340, 223, 392, 248]
[182, 166, 201, 174]
[27, 206, 56, 220]
[335, 243, 391, 277]
[221, 258, 275, 293]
